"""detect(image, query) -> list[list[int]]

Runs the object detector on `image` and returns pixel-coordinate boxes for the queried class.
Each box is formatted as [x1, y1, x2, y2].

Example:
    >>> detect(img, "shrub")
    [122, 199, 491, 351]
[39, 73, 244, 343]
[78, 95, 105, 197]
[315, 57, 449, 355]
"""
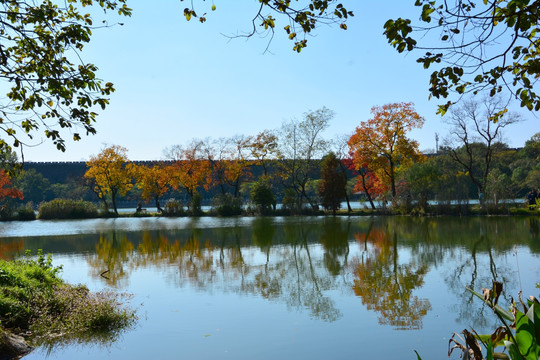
[211, 194, 242, 216]
[0, 251, 136, 347]
[38, 199, 98, 219]
[250, 179, 275, 215]
[189, 192, 203, 216]
[16, 203, 36, 221]
[162, 199, 185, 217]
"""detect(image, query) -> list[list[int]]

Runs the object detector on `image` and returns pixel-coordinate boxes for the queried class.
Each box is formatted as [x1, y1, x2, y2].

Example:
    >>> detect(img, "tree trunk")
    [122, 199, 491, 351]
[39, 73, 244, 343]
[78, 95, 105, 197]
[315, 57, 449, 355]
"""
[361, 175, 376, 210]
[155, 197, 162, 212]
[111, 190, 118, 215]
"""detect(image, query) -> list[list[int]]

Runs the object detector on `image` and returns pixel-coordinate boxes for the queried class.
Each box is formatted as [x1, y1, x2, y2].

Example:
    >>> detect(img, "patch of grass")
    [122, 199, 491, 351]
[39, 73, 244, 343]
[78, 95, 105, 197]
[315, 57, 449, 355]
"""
[0, 251, 136, 348]
[38, 199, 98, 220]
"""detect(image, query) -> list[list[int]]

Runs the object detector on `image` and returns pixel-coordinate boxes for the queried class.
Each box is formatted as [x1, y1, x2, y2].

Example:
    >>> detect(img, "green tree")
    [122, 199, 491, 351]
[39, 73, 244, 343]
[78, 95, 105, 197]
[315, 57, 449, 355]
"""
[523, 132, 540, 161]
[444, 97, 520, 200]
[0, 148, 19, 176]
[384, 0, 540, 115]
[14, 168, 51, 203]
[432, 149, 474, 207]
[250, 177, 275, 214]
[319, 152, 346, 215]
[403, 159, 441, 212]
[0, 1, 131, 157]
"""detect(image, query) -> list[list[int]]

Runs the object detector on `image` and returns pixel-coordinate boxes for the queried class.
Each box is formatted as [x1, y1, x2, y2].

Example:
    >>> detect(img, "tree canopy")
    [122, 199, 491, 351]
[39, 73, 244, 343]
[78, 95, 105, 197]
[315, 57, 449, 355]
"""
[384, 0, 540, 117]
[0, 0, 131, 157]
[84, 145, 133, 214]
[348, 103, 425, 198]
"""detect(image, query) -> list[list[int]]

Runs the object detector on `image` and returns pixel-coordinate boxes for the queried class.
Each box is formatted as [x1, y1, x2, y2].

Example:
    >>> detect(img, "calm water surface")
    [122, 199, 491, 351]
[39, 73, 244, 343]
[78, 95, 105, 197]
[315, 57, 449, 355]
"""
[1, 216, 539, 360]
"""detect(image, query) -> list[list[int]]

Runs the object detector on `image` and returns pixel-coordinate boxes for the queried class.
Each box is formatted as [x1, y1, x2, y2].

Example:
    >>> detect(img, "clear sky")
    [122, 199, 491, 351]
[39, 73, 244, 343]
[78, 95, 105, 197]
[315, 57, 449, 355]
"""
[19, 1, 539, 162]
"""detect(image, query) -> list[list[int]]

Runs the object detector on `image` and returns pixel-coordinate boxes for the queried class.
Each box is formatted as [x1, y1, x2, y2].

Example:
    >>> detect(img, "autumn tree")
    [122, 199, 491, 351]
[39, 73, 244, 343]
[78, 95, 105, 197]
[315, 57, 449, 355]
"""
[249, 130, 280, 177]
[180, 1, 353, 53]
[319, 152, 346, 215]
[202, 137, 229, 196]
[348, 103, 425, 199]
[0, 170, 23, 203]
[224, 135, 252, 198]
[132, 163, 171, 212]
[384, 0, 540, 115]
[84, 145, 133, 215]
[278, 107, 333, 211]
[0, 1, 131, 157]
[444, 97, 521, 200]
[166, 140, 212, 208]
[353, 165, 386, 210]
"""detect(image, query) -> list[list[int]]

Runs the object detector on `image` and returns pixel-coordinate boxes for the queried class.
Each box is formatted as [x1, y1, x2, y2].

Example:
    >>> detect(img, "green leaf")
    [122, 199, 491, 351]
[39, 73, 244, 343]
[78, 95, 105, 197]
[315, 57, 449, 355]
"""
[413, 350, 422, 360]
[515, 310, 538, 360]
[526, 299, 540, 335]
[504, 340, 522, 360]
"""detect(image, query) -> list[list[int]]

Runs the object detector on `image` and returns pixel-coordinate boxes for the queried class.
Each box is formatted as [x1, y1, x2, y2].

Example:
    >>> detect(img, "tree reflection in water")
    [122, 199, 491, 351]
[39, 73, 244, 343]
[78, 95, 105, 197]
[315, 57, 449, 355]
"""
[351, 222, 431, 330]
[79, 216, 538, 330]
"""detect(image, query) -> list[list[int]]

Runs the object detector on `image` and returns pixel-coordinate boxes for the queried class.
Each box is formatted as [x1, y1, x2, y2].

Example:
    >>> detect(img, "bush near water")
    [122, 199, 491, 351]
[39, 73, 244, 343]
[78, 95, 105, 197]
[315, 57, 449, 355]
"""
[0, 251, 136, 354]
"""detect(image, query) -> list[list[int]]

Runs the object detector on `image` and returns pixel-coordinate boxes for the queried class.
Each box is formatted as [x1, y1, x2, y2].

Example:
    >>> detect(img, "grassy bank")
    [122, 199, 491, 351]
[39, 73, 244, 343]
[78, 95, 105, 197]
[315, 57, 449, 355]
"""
[0, 251, 136, 356]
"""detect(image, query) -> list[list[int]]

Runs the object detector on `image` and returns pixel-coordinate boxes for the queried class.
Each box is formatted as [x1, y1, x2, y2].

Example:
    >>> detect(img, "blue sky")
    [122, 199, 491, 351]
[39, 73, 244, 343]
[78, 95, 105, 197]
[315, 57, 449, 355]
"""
[20, 1, 539, 162]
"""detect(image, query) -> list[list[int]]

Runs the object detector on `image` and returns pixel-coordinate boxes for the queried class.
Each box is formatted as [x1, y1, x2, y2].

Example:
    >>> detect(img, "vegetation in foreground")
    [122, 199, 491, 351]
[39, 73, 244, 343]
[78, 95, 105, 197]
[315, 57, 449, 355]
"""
[0, 251, 136, 355]
[417, 282, 540, 360]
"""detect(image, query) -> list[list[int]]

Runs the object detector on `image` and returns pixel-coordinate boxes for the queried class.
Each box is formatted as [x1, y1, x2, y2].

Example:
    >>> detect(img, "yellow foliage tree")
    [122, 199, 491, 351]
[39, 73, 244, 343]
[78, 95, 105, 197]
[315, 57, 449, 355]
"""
[132, 163, 171, 212]
[348, 102, 425, 198]
[84, 145, 133, 215]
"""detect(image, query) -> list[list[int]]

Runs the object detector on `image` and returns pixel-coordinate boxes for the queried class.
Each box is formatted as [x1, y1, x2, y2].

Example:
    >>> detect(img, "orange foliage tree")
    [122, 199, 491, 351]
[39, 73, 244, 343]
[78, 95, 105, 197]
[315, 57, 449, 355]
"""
[0, 169, 23, 203]
[167, 140, 212, 202]
[348, 103, 425, 198]
[352, 228, 431, 330]
[353, 164, 388, 210]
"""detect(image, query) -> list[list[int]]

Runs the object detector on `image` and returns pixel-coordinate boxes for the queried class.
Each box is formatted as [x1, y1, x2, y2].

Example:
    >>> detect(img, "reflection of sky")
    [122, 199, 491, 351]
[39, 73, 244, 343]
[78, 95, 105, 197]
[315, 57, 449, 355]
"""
[8, 217, 540, 360]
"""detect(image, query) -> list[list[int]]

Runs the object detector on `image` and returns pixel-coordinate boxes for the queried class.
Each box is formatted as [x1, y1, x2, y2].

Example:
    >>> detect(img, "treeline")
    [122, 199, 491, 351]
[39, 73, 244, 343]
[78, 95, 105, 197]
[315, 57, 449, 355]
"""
[1, 102, 539, 219]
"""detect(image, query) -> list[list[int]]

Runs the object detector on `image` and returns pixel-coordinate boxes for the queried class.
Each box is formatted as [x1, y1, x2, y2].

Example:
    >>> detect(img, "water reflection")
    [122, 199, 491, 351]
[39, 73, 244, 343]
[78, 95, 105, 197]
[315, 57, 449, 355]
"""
[2, 216, 538, 334]
[0, 238, 24, 260]
[351, 222, 431, 330]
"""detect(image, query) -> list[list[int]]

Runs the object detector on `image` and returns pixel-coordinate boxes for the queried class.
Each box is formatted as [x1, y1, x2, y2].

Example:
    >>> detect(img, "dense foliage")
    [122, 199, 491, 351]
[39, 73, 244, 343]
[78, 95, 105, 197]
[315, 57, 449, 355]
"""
[1, 101, 538, 218]
[38, 199, 98, 220]
[0, 251, 136, 347]
[0, 0, 131, 157]
[384, 0, 540, 116]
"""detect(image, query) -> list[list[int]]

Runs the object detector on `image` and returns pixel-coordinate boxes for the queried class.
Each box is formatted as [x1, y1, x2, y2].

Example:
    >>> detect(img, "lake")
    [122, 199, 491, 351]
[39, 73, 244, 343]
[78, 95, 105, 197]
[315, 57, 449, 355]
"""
[1, 216, 539, 359]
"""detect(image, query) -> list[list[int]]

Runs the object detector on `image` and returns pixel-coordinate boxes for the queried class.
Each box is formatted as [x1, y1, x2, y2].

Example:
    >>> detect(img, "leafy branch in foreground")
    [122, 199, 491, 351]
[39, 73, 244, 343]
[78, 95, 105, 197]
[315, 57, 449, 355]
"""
[0, 1, 132, 157]
[179, 0, 353, 52]
[384, 0, 540, 117]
